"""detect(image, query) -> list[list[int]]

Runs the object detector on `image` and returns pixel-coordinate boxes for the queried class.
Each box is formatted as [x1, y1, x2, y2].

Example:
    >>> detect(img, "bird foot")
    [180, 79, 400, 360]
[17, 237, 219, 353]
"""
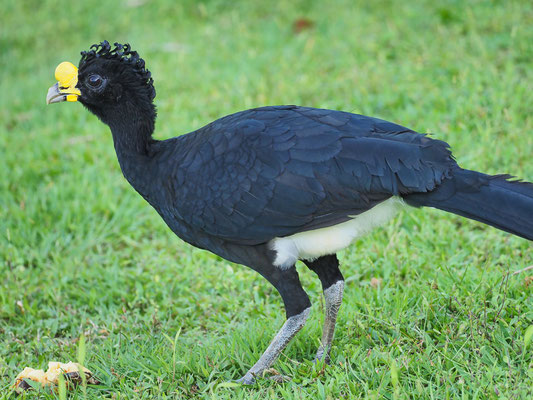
[313, 348, 331, 365]
[265, 368, 291, 383]
[235, 373, 256, 385]
[313, 357, 330, 366]
[235, 368, 291, 385]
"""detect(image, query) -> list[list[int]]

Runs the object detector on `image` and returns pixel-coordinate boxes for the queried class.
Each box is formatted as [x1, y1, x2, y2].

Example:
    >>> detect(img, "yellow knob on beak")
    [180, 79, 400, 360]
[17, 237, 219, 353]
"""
[46, 61, 81, 104]
[55, 61, 79, 90]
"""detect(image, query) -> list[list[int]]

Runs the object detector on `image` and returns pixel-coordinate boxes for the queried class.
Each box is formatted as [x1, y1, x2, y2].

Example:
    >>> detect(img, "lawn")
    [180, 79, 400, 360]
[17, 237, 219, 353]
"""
[1, 0, 532, 398]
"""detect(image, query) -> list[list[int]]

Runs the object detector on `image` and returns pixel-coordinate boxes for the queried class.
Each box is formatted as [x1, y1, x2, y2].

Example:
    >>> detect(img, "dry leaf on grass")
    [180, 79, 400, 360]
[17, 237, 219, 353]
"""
[370, 277, 383, 288]
[14, 361, 100, 392]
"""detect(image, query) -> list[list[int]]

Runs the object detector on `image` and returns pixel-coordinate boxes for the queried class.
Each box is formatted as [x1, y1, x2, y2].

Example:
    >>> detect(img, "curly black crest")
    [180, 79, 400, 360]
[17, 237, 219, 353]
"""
[80, 40, 156, 100]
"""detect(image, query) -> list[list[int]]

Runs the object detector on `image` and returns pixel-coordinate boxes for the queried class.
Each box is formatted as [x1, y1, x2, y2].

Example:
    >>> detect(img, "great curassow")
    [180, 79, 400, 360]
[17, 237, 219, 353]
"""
[46, 41, 533, 384]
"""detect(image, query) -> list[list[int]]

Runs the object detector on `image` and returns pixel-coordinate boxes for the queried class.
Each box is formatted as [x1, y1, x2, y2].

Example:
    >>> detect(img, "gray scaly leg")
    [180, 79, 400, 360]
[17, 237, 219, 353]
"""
[236, 264, 311, 384]
[236, 307, 311, 384]
[315, 280, 344, 362]
[303, 254, 344, 364]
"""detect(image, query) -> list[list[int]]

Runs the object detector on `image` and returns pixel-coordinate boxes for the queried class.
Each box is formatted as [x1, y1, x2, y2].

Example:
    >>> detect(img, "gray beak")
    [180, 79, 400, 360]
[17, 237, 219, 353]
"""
[46, 83, 67, 104]
[46, 82, 80, 104]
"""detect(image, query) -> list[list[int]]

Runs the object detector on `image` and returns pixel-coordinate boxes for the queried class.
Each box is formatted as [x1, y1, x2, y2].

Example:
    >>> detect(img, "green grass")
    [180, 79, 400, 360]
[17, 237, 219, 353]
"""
[1, 0, 532, 398]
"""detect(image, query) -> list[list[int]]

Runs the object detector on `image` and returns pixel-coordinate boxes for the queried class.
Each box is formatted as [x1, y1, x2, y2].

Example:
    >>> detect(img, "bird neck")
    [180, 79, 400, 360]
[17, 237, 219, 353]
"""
[107, 103, 157, 157]
[110, 118, 155, 157]
[106, 102, 158, 192]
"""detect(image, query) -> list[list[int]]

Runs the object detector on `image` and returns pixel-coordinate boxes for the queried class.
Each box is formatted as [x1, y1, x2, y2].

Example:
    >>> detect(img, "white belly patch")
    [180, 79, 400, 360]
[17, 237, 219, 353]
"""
[269, 197, 405, 269]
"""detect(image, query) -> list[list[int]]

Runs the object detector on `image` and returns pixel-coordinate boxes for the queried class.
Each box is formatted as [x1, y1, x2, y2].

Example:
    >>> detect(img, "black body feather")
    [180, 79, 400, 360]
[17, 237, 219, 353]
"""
[147, 106, 456, 253]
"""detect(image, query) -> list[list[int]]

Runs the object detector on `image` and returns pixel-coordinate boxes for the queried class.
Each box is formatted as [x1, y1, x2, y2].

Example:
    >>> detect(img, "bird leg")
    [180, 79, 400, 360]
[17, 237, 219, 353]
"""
[237, 266, 311, 385]
[315, 280, 344, 362]
[303, 254, 344, 363]
[236, 307, 311, 384]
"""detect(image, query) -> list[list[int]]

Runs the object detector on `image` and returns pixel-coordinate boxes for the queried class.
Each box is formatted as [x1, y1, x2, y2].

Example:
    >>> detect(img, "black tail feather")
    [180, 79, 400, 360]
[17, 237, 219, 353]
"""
[404, 169, 533, 241]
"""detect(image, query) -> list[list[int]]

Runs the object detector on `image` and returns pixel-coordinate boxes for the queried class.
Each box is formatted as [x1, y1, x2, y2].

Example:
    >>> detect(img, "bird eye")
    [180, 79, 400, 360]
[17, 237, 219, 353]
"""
[87, 74, 103, 88]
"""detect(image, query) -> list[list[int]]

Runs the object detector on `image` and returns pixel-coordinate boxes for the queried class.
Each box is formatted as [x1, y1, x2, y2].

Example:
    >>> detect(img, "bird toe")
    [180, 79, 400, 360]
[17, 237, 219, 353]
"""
[235, 373, 256, 385]
[266, 373, 291, 383]
[314, 348, 331, 365]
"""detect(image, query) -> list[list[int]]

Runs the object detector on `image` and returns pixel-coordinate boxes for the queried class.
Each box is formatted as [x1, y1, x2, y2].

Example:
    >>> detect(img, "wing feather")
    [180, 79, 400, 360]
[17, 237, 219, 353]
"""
[156, 106, 455, 244]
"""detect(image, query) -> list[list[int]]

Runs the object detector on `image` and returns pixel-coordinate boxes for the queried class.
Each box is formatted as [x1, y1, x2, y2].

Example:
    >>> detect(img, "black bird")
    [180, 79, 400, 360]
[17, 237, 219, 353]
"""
[46, 41, 533, 384]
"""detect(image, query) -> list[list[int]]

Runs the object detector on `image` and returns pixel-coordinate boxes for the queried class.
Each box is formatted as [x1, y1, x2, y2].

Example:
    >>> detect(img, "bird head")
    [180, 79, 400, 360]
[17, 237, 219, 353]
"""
[46, 41, 156, 125]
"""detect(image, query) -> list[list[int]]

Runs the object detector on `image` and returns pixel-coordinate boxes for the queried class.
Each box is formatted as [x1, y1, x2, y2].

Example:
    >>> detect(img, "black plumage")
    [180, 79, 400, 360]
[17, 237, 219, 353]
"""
[47, 41, 533, 383]
[156, 106, 453, 247]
